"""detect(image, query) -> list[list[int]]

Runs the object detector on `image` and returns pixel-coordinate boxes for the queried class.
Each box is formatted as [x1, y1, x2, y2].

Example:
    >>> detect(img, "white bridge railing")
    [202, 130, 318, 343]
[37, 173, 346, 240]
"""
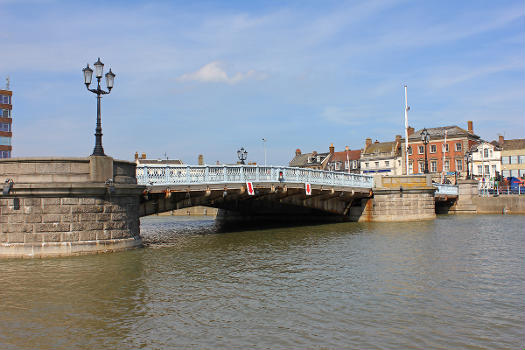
[136, 165, 374, 189]
[433, 184, 459, 195]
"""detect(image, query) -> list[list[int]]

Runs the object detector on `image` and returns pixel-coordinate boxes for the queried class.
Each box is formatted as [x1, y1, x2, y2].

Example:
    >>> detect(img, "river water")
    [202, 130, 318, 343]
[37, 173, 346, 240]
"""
[0, 215, 523, 349]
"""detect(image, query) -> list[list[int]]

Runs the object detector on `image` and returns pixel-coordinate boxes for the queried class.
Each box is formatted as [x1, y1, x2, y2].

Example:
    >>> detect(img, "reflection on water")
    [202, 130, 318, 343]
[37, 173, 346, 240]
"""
[0, 215, 523, 349]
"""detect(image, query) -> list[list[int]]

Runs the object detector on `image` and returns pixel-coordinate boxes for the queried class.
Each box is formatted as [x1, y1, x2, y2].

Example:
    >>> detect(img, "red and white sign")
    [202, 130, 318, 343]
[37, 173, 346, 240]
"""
[305, 183, 312, 196]
[246, 182, 255, 196]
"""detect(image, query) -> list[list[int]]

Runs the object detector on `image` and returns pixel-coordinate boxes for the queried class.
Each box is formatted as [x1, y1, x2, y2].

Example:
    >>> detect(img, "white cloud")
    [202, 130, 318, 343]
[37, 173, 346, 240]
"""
[177, 61, 267, 84]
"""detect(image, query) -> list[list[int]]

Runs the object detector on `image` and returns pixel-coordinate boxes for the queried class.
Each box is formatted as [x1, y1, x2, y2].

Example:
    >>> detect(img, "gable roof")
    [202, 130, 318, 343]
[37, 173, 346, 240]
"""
[289, 153, 310, 167]
[408, 125, 480, 141]
[502, 139, 525, 151]
[330, 150, 361, 162]
[363, 141, 398, 155]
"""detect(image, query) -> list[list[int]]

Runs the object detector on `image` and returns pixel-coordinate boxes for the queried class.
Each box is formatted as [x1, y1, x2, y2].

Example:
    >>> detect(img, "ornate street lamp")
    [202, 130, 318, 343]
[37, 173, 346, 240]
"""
[83, 58, 116, 156]
[464, 151, 472, 179]
[237, 147, 248, 165]
[421, 128, 430, 174]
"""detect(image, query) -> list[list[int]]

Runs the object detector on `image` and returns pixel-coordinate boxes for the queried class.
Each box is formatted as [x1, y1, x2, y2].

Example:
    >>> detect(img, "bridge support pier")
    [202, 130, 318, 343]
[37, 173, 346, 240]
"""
[0, 157, 145, 258]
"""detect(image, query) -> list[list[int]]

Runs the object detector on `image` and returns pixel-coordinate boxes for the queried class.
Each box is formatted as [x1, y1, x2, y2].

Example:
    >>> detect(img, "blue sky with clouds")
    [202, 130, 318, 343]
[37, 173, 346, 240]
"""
[1, 0, 523, 165]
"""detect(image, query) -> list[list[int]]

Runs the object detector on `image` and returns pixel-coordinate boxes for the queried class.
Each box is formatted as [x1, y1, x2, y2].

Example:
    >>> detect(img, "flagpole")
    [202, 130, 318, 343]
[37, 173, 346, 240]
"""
[404, 85, 410, 175]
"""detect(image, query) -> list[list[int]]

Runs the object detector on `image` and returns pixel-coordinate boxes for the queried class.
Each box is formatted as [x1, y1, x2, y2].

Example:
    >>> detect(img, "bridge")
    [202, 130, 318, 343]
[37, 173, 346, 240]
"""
[0, 156, 459, 258]
[136, 164, 459, 222]
[136, 165, 375, 221]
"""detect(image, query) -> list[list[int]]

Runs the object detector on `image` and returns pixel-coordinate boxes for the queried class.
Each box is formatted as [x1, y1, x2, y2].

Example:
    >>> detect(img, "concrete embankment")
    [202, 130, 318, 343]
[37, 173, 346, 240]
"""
[472, 195, 525, 214]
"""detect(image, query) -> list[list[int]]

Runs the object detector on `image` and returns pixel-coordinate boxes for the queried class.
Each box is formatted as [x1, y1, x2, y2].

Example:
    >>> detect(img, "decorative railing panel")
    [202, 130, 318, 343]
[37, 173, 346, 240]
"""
[137, 165, 374, 189]
[433, 184, 459, 195]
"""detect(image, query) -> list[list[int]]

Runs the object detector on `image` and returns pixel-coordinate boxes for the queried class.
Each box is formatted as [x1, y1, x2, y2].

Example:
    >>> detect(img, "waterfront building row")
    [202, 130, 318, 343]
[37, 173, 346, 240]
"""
[289, 120, 525, 181]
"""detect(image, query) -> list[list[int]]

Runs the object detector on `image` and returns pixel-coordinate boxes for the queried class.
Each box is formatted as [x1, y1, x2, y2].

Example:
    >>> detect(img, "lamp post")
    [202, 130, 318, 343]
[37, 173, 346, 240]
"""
[421, 128, 430, 174]
[465, 151, 472, 179]
[237, 147, 248, 165]
[82, 58, 115, 156]
[262, 138, 267, 167]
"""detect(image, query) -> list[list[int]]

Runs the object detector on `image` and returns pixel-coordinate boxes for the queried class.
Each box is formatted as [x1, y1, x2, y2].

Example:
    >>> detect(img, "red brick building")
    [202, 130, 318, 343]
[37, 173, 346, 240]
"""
[0, 88, 12, 158]
[402, 121, 480, 178]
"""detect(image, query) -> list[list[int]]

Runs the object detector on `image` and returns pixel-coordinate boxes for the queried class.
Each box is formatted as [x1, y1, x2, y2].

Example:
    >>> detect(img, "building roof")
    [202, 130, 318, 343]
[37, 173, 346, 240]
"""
[502, 139, 525, 151]
[471, 140, 501, 152]
[289, 153, 310, 167]
[363, 141, 399, 156]
[407, 125, 480, 141]
[330, 150, 361, 162]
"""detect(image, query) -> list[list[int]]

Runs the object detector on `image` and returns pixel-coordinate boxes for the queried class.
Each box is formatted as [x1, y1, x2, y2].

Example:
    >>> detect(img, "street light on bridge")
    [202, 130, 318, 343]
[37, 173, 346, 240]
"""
[82, 58, 115, 156]
[421, 128, 430, 174]
[237, 147, 248, 165]
[464, 150, 472, 180]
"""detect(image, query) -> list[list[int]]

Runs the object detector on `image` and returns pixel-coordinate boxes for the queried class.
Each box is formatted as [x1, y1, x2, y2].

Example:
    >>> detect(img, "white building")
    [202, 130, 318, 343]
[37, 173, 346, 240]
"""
[470, 141, 501, 180]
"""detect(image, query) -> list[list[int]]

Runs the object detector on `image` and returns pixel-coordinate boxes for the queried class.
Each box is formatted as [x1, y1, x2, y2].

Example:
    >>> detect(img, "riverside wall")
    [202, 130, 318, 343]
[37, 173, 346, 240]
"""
[0, 157, 144, 258]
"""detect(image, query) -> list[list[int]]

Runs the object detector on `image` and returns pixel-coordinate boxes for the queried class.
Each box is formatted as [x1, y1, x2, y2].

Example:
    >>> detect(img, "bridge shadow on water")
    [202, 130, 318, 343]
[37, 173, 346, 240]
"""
[140, 214, 350, 245]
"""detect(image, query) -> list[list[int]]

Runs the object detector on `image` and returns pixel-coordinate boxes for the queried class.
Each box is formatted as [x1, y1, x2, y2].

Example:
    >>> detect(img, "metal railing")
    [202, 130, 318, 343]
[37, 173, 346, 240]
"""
[479, 185, 525, 196]
[433, 184, 459, 195]
[136, 164, 374, 189]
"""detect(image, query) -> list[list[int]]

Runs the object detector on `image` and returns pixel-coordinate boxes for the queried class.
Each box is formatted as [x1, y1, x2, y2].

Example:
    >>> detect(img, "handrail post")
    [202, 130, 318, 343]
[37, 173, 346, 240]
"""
[165, 165, 169, 184]
[186, 165, 191, 184]
[240, 166, 244, 182]
[144, 165, 148, 184]
[256, 165, 260, 181]
[223, 166, 227, 182]
[205, 166, 209, 183]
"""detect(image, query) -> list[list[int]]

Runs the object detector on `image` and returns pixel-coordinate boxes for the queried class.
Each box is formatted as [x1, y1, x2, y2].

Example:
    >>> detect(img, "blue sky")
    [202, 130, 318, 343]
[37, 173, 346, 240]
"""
[1, 0, 523, 165]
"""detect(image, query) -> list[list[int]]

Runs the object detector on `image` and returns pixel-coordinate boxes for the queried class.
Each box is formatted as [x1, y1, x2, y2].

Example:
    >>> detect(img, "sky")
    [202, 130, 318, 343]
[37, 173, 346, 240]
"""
[1, 0, 523, 165]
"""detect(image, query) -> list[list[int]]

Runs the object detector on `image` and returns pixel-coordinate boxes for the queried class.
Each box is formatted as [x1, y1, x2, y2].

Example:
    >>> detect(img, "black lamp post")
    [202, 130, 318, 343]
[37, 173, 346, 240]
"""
[465, 151, 472, 179]
[421, 128, 430, 174]
[237, 147, 248, 165]
[83, 58, 115, 156]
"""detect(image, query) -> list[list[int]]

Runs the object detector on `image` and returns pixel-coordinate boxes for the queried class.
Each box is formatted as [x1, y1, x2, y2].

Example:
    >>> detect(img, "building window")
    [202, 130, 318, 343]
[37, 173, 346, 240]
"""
[430, 144, 437, 153]
[0, 150, 10, 158]
[444, 160, 450, 172]
[484, 165, 490, 175]
[477, 165, 482, 174]
[431, 161, 437, 172]
[483, 149, 489, 158]
[398, 159, 401, 166]
[456, 159, 463, 171]
[502, 156, 510, 164]
[489, 150, 493, 157]
[1, 109, 11, 118]
[375, 161, 379, 168]
[407, 146, 412, 155]
[0, 136, 11, 146]
[385, 160, 390, 167]
[455, 142, 462, 151]
[365, 162, 369, 168]
[418, 146, 424, 154]
[0, 122, 10, 132]
[519, 155, 525, 164]
[511, 156, 518, 164]
[408, 161, 413, 174]
[502, 170, 510, 178]
[0, 95, 10, 104]
[418, 161, 424, 173]
[442, 144, 449, 152]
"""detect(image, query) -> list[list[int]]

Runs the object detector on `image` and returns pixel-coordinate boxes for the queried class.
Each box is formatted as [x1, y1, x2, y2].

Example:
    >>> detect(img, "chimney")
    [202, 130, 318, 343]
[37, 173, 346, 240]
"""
[141, 153, 146, 159]
[329, 143, 335, 154]
[345, 146, 349, 151]
[499, 135, 504, 145]
[467, 121, 473, 134]
[198, 154, 204, 165]
[295, 148, 302, 156]
[395, 135, 401, 143]
[407, 126, 414, 136]
[134, 152, 139, 160]
[374, 140, 380, 144]
[365, 138, 372, 148]
[312, 151, 318, 156]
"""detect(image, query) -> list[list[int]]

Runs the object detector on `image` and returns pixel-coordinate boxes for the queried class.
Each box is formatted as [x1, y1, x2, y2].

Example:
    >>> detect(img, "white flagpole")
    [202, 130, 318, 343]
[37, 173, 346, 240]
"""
[404, 85, 410, 175]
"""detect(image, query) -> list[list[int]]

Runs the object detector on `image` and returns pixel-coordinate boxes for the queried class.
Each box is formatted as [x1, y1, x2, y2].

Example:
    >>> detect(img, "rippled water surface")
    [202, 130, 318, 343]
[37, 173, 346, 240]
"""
[1, 215, 524, 349]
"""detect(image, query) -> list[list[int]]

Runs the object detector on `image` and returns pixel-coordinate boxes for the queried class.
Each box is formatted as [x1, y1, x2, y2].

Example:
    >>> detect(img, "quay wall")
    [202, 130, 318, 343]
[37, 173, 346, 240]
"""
[0, 157, 144, 258]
